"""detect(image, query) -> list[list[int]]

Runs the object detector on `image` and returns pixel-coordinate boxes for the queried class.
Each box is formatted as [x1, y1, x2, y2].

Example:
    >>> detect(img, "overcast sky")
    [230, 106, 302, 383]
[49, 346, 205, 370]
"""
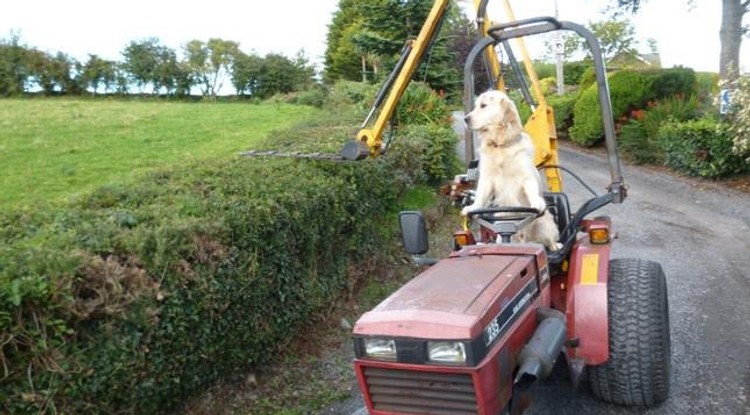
[0, 0, 745, 74]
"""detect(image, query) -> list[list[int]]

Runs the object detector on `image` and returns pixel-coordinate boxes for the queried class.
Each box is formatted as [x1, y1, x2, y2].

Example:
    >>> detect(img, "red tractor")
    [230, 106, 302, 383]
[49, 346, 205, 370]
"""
[351, 15, 671, 415]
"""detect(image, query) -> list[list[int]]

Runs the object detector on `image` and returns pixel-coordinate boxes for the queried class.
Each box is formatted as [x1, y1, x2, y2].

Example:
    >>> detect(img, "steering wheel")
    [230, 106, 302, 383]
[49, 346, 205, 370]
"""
[464, 206, 543, 243]
[464, 206, 543, 221]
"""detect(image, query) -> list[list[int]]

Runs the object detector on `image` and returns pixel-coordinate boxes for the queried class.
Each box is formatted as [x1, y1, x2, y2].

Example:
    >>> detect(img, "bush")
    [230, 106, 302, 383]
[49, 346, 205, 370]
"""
[721, 75, 750, 162]
[695, 72, 719, 102]
[539, 77, 557, 95]
[392, 123, 460, 183]
[547, 93, 578, 139]
[0, 155, 414, 414]
[647, 66, 697, 99]
[1, 78, 461, 414]
[507, 90, 533, 124]
[619, 95, 701, 164]
[579, 66, 597, 90]
[564, 61, 590, 86]
[295, 86, 328, 108]
[657, 117, 749, 177]
[569, 68, 699, 146]
[570, 70, 650, 146]
[394, 82, 451, 127]
[533, 61, 556, 79]
[325, 80, 378, 110]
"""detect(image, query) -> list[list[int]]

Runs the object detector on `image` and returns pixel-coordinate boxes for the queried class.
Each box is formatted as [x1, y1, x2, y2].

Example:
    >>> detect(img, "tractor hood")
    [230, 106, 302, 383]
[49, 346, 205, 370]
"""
[354, 246, 545, 341]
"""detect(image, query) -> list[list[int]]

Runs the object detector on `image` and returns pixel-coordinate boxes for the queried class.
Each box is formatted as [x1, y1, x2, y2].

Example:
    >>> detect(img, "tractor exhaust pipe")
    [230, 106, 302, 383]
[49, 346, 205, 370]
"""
[514, 308, 567, 390]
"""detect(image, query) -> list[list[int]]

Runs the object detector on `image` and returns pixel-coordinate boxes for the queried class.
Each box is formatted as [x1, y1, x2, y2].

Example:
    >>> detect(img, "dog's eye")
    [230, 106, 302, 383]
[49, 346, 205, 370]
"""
[480, 103, 487, 108]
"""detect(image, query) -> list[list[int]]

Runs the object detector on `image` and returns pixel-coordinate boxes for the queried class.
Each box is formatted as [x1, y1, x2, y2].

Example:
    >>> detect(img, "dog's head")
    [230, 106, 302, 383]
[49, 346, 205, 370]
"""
[464, 90, 523, 141]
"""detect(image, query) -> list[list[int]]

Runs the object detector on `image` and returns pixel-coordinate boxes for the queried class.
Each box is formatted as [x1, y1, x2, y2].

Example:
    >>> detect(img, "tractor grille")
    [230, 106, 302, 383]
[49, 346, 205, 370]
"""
[363, 367, 479, 415]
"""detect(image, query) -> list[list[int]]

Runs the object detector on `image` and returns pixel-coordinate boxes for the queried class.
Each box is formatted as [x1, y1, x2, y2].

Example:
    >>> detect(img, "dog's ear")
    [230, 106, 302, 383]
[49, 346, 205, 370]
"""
[502, 98, 522, 129]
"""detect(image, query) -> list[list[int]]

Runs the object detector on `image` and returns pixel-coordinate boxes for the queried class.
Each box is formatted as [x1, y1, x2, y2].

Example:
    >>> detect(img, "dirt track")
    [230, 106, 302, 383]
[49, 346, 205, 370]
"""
[331, 142, 750, 415]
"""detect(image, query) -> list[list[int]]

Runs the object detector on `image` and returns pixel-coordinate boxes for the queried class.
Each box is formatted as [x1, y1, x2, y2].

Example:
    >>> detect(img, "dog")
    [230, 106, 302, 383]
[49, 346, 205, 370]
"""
[461, 90, 562, 251]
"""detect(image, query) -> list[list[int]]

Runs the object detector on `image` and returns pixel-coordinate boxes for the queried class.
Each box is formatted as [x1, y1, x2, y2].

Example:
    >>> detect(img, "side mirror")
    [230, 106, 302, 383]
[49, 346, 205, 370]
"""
[399, 211, 429, 255]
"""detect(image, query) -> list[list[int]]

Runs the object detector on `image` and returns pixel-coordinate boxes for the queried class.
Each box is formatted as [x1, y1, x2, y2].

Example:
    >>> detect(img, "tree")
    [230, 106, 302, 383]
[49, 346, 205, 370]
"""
[26, 50, 80, 95]
[121, 38, 161, 93]
[614, 0, 748, 81]
[324, 0, 374, 83]
[152, 46, 179, 95]
[231, 50, 263, 96]
[324, 0, 463, 96]
[81, 54, 117, 94]
[0, 32, 29, 96]
[183, 38, 239, 97]
[587, 18, 637, 60]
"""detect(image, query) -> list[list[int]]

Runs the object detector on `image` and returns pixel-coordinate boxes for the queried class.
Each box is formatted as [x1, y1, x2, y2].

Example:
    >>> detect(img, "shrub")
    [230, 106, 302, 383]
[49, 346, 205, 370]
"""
[393, 123, 460, 183]
[539, 77, 557, 95]
[619, 95, 701, 164]
[0, 84, 461, 413]
[695, 72, 719, 103]
[570, 70, 650, 146]
[507, 90, 533, 124]
[657, 117, 749, 177]
[394, 82, 451, 127]
[295, 86, 328, 108]
[569, 68, 699, 146]
[547, 93, 578, 139]
[533, 61, 556, 79]
[647, 66, 697, 99]
[564, 61, 589, 86]
[721, 75, 750, 162]
[0, 154, 417, 414]
[579, 66, 597, 90]
[325, 80, 378, 110]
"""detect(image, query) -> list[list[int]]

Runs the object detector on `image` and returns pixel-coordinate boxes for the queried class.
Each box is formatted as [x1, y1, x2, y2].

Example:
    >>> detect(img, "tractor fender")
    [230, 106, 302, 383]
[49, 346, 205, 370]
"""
[564, 225, 612, 366]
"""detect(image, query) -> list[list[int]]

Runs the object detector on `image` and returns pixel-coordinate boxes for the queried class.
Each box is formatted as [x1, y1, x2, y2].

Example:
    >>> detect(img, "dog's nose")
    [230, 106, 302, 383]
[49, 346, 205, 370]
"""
[464, 115, 470, 125]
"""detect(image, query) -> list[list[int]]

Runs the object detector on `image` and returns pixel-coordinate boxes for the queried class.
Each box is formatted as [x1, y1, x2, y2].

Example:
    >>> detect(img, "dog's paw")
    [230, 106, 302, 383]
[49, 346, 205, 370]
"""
[530, 199, 547, 213]
[548, 242, 563, 251]
[461, 205, 476, 216]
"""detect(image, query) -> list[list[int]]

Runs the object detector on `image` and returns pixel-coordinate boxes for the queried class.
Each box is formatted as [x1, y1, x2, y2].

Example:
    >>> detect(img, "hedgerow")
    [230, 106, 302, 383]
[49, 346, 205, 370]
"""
[0, 81, 456, 414]
[569, 67, 697, 146]
[0, 155, 414, 414]
[657, 117, 749, 177]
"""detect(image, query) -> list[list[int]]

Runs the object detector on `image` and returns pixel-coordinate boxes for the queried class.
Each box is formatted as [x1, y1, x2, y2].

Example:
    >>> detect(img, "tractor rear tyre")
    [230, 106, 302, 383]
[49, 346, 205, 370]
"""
[589, 258, 671, 406]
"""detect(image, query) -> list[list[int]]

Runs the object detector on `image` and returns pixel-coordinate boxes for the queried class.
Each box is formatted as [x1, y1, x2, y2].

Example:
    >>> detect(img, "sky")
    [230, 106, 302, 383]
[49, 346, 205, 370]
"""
[0, 0, 746, 75]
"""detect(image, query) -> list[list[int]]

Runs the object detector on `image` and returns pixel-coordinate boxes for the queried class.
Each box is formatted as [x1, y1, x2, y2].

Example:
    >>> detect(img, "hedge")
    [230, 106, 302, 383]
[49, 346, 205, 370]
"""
[0, 80, 458, 412]
[0, 155, 420, 414]
[569, 67, 697, 146]
[657, 117, 749, 177]
[547, 93, 578, 139]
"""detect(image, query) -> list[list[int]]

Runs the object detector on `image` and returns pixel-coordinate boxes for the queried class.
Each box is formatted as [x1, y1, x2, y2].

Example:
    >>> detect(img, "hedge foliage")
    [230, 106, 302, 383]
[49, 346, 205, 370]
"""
[0, 156, 414, 414]
[657, 117, 749, 177]
[618, 95, 701, 164]
[547, 93, 578, 139]
[0, 81, 457, 414]
[569, 67, 697, 146]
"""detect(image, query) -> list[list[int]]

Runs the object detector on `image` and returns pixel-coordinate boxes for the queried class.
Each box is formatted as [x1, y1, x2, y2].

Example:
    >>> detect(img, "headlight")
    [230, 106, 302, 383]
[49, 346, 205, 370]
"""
[363, 338, 396, 360]
[428, 341, 466, 364]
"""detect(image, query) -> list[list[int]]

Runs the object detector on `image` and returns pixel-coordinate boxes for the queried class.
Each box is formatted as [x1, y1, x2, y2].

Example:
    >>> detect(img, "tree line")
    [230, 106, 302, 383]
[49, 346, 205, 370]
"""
[0, 35, 316, 98]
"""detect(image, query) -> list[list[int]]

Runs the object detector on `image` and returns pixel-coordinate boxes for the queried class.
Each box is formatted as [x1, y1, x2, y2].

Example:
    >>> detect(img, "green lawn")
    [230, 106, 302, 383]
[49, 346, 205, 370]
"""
[0, 98, 320, 207]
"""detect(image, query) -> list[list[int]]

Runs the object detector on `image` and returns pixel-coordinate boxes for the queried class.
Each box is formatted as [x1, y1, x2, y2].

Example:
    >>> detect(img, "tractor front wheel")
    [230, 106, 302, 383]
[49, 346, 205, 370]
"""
[589, 258, 671, 406]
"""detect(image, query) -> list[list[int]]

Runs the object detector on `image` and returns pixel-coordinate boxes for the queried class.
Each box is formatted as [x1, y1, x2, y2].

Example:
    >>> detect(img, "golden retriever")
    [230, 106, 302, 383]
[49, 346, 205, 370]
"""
[461, 90, 562, 251]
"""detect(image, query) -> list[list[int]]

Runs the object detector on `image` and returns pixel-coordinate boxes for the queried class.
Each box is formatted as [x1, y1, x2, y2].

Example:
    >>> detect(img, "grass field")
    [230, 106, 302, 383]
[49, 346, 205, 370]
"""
[0, 98, 320, 207]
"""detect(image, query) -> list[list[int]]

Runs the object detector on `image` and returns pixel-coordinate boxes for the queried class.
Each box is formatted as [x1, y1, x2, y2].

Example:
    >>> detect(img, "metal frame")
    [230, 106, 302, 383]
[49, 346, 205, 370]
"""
[463, 17, 627, 204]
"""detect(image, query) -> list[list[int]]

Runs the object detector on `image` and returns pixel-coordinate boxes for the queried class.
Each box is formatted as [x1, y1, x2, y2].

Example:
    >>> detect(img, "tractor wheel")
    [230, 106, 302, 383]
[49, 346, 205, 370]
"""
[589, 258, 671, 406]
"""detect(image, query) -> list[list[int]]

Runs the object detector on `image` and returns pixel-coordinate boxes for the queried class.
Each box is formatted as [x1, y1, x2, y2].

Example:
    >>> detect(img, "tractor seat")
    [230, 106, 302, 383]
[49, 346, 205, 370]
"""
[543, 192, 571, 236]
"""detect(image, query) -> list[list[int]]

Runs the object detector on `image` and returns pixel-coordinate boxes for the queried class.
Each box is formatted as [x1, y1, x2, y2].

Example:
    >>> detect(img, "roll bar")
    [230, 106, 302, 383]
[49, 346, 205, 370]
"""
[462, 17, 626, 203]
